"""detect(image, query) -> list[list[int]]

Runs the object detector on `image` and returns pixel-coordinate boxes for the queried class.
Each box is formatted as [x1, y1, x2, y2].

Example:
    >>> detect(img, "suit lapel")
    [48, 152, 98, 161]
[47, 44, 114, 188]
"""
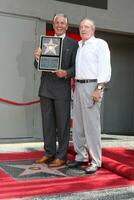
[62, 36, 69, 55]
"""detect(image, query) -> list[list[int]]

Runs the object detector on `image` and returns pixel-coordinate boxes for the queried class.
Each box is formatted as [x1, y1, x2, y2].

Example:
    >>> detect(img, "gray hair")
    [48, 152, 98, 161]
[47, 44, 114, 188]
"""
[80, 18, 95, 31]
[53, 13, 69, 24]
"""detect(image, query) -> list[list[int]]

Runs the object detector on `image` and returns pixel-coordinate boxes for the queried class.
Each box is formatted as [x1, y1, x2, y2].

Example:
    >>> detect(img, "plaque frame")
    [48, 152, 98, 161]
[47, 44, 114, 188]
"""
[38, 35, 63, 72]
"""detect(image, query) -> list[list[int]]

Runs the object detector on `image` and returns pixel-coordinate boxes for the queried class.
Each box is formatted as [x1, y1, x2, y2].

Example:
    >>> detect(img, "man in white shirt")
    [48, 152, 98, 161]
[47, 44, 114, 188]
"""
[68, 18, 111, 174]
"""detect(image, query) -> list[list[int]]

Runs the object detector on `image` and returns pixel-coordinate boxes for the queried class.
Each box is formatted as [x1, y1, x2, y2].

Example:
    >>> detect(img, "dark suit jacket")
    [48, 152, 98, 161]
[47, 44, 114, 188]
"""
[35, 36, 78, 100]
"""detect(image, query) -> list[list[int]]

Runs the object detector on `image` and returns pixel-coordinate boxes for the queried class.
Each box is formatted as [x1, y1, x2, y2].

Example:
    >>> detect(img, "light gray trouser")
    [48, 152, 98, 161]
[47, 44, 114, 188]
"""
[73, 82, 102, 167]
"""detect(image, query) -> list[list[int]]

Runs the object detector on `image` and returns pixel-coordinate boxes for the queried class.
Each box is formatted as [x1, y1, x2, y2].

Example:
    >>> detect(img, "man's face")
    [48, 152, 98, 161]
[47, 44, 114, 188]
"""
[53, 16, 68, 36]
[79, 19, 94, 41]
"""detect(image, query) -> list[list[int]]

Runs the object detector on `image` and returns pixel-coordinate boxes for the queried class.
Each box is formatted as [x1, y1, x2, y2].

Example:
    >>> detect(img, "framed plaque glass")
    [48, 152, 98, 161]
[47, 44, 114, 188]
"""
[38, 36, 63, 71]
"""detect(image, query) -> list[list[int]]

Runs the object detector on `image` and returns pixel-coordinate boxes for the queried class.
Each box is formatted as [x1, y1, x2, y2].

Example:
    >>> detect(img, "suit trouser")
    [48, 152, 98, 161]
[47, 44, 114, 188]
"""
[40, 96, 70, 161]
[73, 82, 102, 167]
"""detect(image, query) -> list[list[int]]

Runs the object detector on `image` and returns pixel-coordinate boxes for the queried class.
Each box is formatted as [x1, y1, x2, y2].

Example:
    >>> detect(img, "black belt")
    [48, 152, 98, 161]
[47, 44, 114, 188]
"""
[76, 79, 97, 83]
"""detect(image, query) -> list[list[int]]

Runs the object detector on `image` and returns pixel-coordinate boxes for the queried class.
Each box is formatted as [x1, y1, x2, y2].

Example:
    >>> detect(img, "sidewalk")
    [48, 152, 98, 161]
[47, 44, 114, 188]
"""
[101, 133, 134, 149]
[0, 133, 134, 152]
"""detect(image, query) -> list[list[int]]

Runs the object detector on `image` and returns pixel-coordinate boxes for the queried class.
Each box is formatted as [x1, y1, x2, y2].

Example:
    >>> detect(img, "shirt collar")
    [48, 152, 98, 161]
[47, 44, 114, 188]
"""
[79, 36, 95, 47]
[54, 33, 66, 39]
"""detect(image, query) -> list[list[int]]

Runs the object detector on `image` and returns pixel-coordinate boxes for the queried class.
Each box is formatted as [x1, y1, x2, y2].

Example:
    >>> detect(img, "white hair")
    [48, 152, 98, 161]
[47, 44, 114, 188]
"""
[80, 18, 95, 31]
[53, 13, 68, 24]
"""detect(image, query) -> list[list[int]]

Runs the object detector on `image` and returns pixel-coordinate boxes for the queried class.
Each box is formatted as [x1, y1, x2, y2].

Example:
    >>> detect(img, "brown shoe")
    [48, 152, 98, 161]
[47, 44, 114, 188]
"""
[48, 158, 66, 168]
[35, 156, 54, 164]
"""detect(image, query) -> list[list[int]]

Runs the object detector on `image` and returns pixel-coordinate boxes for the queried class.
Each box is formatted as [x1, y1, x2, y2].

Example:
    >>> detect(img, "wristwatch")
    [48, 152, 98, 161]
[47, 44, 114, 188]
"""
[97, 85, 104, 90]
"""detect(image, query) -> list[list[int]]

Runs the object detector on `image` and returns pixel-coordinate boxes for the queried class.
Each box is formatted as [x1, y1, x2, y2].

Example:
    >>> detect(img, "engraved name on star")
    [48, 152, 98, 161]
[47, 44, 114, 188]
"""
[43, 39, 58, 55]
[6, 163, 66, 177]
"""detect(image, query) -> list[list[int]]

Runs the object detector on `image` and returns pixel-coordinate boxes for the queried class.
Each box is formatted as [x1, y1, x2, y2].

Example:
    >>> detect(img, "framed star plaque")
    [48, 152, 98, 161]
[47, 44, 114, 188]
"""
[38, 36, 63, 71]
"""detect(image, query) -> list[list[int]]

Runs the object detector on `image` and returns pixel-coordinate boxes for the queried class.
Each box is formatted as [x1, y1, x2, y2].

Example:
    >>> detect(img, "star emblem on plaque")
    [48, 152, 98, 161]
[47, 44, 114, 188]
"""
[38, 36, 63, 71]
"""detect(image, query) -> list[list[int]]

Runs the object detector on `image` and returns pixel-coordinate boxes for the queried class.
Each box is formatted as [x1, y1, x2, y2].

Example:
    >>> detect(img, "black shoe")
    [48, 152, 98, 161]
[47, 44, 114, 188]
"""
[67, 160, 85, 168]
[85, 164, 99, 174]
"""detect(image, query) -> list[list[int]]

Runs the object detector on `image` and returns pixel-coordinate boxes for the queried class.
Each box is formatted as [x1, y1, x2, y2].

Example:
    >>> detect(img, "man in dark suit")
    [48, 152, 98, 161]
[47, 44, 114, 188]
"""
[34, 13, 78, 167]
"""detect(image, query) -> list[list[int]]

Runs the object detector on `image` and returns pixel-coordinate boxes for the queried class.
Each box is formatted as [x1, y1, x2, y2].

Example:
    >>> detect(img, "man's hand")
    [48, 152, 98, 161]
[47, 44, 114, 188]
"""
[91, 89, 102, 102]
[53, 69, 67, 78]
[34, 47, 42, 62]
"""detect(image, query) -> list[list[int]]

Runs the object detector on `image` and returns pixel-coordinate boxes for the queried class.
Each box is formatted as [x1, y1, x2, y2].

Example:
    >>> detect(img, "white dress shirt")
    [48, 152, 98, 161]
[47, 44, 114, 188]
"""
[75, 36, 111, 83]
[55, 33, 66, 39]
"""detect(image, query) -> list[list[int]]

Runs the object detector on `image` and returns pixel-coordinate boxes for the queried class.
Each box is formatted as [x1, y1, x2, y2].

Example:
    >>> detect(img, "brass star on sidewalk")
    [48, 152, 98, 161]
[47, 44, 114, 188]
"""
[43, 39, 58, 55]
[6, 163, 66, 177]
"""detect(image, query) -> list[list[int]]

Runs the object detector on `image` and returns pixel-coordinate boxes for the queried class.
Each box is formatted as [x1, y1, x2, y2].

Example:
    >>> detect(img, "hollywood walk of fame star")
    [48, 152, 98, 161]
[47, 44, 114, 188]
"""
[6, 163, 67, 177]
[43, 39, 58, 55]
